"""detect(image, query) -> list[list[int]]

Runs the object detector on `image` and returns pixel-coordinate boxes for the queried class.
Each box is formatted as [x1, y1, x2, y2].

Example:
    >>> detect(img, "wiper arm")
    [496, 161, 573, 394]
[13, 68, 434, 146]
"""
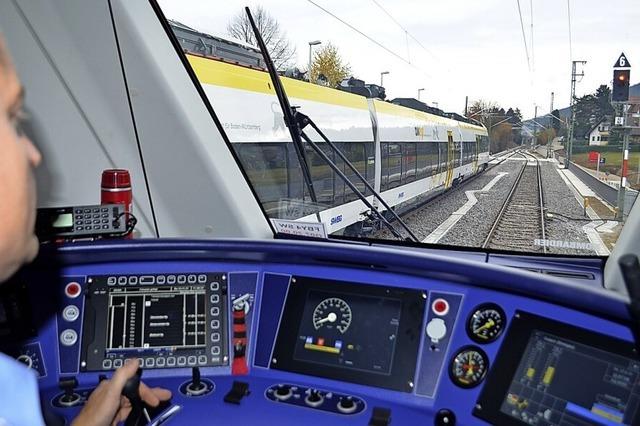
[246, 7, 416, 242]
[244, 7, 320, 222]
[295, 112, 419, 243]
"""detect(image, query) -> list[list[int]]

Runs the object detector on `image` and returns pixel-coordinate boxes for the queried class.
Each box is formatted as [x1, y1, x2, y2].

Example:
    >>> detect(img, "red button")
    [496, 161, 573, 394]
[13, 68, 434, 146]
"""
[432, 298, 449, 316]
[65, 282, 81, 298]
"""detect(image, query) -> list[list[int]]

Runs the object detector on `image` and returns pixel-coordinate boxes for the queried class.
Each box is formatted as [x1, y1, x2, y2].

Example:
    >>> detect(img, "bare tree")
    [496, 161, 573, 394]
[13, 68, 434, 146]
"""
[227, 6, 296, 71]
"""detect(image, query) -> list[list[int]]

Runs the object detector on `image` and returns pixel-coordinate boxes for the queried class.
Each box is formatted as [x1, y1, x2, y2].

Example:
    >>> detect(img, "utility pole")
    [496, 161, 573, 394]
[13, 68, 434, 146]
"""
[464, 96, 469, 117]
[565, 60, 587, 169]
[550, 92, 554, 113]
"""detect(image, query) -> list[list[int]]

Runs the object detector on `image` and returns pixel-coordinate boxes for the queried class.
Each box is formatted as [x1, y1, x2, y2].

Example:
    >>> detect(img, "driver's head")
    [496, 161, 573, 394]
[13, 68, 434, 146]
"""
[0, 35, 42, 283]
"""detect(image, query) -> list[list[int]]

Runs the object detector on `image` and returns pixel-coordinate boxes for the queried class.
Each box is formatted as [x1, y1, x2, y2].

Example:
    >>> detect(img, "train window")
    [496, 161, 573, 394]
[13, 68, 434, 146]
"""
[342, 142, 369, 202]
[438, 142, 447, 171]
[402, 143, 417, 184]
[233, 143, 288, 217]
[306, 143, 335, 207]
[387, 143, 402, 189]
[286, 145, 304, 204]
[380, 142, 389, 191]
[333, 144, 347, 206]
[364, 142, 375, 195]
[416, 143, 429, 179]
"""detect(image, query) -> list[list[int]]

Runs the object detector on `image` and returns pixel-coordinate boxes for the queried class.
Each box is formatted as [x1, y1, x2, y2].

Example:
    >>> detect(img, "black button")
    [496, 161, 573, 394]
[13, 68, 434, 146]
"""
[75, 209, 82, 214]
[102, 213, 108, 218]
[101, 207, 108, 212]
[85, 226, 92, 230]
[102, 225, 109, 229]
[83, 209, 90, 213]
[92, 208, 99, 213]
[102, 219, 108, 224]
[76, 226, 83, 231]
[93, 220, 100, 224]
[76, 220, 83, 225]
[93, 214, 99, 219]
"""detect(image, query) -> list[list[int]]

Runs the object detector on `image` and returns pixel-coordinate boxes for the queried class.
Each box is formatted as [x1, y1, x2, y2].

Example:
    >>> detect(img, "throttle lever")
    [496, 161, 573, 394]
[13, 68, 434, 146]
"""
[122, 366, 151, 426]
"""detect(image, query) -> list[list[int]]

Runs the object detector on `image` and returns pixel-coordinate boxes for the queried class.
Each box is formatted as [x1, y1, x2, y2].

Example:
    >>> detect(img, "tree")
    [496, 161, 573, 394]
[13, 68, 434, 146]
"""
[309, 43, 351, 87]
[572, 84, 615, 144]
[227, 6, 296, 71]
[536, 128, 556, 146]
[550, 109, 563, 136]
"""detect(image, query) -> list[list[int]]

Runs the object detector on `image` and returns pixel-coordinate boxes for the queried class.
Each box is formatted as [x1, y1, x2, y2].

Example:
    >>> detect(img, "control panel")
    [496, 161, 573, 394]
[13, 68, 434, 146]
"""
[0, 240, 636, 426]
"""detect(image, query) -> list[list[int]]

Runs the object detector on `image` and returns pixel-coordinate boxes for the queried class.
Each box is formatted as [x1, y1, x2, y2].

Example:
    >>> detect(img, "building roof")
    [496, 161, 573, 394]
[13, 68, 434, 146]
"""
[585, 116, 611, 138]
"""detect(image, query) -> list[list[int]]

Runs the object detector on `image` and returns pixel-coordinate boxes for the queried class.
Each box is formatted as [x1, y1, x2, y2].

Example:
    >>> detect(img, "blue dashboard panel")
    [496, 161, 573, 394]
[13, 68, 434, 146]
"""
[1, 239, 635, 425]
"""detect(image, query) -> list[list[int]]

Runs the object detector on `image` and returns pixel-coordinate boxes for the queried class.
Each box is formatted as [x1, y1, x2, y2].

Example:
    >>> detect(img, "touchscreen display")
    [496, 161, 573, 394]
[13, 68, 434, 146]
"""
[500, 331, 640, 425]
[292, 290, 402, 375]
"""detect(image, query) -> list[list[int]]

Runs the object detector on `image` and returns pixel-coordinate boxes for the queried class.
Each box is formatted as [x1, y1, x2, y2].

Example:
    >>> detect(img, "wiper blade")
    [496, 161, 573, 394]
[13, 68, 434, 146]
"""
[244, 7, 320, 223]
[245, 7, 417, 243]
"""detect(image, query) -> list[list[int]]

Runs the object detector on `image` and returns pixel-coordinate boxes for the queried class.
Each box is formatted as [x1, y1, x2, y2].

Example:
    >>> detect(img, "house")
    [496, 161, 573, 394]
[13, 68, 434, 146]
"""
[586, 117, 611, 146]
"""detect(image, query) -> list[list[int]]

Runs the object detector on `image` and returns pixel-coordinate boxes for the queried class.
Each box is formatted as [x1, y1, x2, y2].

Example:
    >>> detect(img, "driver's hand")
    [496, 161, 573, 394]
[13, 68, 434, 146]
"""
[71, 359, 172, 426]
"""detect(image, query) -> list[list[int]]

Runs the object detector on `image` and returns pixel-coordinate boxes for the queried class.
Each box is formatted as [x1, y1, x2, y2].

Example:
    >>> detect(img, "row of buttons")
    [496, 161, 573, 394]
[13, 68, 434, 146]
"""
[75, 207, 109, 214]
[76, 224, 110, 231]
[101, 355, 209, 370]
[106, 274, 211, 286]
[76, 218, 110, 225]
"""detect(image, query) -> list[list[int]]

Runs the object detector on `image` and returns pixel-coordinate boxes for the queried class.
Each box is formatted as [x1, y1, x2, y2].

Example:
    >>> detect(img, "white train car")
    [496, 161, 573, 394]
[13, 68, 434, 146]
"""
[188, 54, 489, 235]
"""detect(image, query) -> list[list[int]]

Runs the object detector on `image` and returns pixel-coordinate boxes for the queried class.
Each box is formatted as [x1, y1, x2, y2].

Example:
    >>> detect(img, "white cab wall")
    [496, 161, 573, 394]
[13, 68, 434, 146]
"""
[0, 0, 271, 239]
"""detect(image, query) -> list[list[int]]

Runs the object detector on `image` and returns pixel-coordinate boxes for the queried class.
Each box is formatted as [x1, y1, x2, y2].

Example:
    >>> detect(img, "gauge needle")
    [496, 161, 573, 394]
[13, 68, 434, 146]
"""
[475, 319, 495, 332]
[316, 312, 337, 325]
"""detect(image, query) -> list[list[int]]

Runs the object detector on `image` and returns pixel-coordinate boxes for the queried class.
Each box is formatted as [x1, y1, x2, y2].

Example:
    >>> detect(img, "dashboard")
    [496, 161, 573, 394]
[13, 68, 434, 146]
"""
[0, 239, 636, 425]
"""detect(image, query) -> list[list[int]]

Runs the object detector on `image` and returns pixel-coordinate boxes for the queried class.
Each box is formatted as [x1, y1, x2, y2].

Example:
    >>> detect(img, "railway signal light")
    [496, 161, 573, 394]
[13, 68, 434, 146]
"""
[612, 69, 630, 102]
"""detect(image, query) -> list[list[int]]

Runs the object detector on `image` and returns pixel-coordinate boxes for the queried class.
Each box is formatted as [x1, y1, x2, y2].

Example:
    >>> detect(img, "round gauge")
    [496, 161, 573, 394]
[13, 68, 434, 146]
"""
[467, 303, 507, 344]
[449, 346, 489, 388]
[312, 298, 352, 334]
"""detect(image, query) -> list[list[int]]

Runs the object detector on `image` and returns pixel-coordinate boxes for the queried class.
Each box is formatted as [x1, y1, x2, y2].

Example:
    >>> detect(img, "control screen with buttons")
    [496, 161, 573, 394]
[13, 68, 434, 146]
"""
[79, 273, 229, 371]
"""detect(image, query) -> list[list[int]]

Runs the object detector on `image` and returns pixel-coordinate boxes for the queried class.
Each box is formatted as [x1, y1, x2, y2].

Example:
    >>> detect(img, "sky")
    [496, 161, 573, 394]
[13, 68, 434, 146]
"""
[157, 0, 639, 119]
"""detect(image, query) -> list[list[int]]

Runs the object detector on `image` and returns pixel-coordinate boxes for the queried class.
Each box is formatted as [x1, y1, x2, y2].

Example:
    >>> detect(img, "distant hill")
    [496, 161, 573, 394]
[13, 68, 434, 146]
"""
[521, 82, 640, 133]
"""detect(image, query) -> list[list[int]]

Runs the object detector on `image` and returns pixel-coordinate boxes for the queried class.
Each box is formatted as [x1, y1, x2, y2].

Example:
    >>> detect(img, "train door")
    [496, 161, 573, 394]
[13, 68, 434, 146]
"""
[445, 131, 455, 188]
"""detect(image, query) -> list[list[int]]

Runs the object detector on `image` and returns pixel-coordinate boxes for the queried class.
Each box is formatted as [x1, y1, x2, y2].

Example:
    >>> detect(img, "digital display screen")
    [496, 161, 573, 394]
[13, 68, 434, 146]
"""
[501, 331, 640, 426]
[80, 273, 228, 371]
[52, 213, 73, 228]
[292, 290, 402, 375]
[106, 286, 206, 351]
[475, 311, 640, 426]
[272, 276, 424, 392]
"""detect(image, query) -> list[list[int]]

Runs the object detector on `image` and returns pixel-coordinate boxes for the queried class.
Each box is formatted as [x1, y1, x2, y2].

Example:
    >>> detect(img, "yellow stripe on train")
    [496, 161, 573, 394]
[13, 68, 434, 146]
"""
[187, 54, 369, 111]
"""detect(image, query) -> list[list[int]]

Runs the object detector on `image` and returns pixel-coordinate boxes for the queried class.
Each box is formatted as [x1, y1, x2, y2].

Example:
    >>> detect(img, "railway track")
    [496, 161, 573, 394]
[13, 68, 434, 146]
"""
[482, 152, 547, 253]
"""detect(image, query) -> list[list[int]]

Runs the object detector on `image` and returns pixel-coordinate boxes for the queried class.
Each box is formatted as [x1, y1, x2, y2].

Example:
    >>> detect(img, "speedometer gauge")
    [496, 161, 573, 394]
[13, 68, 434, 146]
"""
[312, 297, 352, 334]
[467, 303, 506, 344]
[450, 346, 489, 388]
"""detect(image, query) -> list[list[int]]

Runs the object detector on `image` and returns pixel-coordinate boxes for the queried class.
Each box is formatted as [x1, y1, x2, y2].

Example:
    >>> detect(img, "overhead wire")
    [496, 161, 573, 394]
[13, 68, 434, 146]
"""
[515, 0, 532, 74]
[305, 0, 432, 78]
[368, 0, 439, 62]
[529, 0, 534, 72]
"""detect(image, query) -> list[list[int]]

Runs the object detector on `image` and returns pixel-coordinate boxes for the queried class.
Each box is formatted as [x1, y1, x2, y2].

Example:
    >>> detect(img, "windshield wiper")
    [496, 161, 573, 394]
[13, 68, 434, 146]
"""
[245, 7, 418, 243]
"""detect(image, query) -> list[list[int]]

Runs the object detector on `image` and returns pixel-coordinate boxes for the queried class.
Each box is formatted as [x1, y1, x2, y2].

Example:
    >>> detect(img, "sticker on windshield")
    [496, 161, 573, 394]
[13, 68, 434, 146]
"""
[271, 219, 328, 239]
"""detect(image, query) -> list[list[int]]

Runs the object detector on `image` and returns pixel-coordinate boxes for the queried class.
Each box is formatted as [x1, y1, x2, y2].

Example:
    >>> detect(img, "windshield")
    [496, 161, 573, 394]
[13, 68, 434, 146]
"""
[158, 0, 638, 256]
